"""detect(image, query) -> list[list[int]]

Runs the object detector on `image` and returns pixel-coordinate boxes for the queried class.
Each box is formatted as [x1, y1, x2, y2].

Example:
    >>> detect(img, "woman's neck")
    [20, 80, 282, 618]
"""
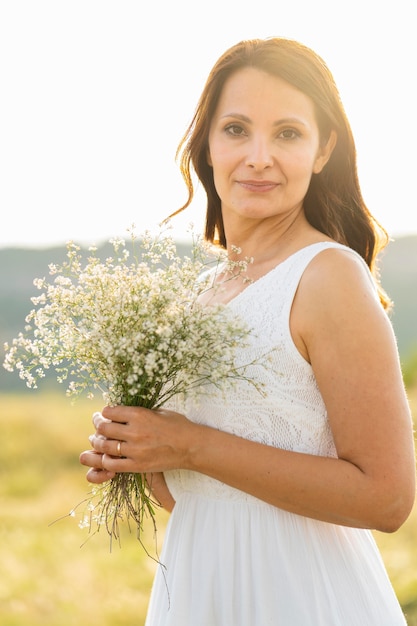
[224, 210, 318, 272]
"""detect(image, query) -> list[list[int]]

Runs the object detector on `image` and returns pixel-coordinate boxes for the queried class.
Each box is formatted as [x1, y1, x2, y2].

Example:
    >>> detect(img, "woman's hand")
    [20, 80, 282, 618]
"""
[79, 405, 194, 481]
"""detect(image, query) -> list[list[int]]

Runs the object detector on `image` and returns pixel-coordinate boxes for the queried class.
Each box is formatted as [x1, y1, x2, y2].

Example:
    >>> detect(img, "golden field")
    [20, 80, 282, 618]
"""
[1, 389, 416, 625]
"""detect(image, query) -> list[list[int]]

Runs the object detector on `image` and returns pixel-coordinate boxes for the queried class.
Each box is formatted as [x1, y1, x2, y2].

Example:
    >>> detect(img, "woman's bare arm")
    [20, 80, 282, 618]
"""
[146, 472, 175, 512]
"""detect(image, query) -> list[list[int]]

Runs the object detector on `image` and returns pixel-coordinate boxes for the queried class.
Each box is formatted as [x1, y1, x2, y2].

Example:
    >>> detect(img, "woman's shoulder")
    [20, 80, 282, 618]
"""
[285, 239, 375, 293]
[290, 243, 386, 362]
[302, 243, 375, 285]
[295, 243, 381, 326]
[283, 225, 370, 277]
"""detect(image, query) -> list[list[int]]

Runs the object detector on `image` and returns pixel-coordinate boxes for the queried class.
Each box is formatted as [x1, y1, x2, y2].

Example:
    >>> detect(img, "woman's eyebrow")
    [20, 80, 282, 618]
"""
[219, 112, 308, 127]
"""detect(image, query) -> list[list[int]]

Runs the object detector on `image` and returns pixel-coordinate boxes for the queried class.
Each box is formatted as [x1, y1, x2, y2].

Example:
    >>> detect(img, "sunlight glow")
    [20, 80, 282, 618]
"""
[0, 0, 415, 248]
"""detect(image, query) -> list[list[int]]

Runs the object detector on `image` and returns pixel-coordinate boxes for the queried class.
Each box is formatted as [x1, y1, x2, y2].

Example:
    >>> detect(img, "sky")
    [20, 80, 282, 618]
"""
[0, 0, 416, 249]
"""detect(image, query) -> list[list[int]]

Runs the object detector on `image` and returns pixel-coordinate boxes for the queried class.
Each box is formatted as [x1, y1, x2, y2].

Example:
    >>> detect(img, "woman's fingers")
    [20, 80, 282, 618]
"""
[89, 433, 128, 459]
[85, 466, 116, 483]
[92, 411, 112, 429]
[80, 448, 104, 468]
[93, 409, 133, 442]
[102, 405, 142, 423]
[79, 449, 116, 482]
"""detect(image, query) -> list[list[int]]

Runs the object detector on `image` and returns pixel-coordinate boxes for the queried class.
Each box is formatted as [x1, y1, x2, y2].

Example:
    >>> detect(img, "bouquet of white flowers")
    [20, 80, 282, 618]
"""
[3, 226, 257, 551]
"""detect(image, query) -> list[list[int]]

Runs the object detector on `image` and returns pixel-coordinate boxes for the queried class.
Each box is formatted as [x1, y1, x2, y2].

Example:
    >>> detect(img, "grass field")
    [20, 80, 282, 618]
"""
[1, 388, 416, 625]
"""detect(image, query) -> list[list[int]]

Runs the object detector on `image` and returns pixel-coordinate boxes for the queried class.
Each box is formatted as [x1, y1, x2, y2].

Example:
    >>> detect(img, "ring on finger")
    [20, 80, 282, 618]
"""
[116, 440, 122, 457]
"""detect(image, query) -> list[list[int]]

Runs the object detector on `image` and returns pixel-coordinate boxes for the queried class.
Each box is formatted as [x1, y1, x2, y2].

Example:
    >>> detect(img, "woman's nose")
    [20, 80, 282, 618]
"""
[245, 136, 274, 169]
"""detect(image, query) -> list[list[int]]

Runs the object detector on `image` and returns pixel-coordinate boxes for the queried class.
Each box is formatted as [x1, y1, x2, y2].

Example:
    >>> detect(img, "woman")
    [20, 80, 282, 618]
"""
[80, 38, 416, 625]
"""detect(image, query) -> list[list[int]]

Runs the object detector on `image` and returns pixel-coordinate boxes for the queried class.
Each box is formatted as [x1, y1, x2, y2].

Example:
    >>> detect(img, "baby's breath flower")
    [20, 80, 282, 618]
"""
[3, 226, 261, 554]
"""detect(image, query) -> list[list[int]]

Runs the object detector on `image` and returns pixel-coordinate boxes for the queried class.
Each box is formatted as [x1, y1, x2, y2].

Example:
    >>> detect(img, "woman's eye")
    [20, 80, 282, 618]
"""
[279, 128, 300, 140]
[225, 124, 246, 137]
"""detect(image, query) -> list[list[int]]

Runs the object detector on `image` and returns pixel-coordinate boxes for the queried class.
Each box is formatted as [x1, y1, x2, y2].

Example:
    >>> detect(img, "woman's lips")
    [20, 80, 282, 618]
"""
[238, 180, 279, 192]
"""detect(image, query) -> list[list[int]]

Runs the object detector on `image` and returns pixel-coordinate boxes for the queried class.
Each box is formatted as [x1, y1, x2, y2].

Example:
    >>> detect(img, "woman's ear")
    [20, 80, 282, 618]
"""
[313, 130, 337, 174]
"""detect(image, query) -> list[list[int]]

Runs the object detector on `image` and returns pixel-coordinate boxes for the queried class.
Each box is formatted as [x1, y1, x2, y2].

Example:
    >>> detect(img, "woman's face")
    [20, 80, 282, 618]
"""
[207, 67, 335, 228]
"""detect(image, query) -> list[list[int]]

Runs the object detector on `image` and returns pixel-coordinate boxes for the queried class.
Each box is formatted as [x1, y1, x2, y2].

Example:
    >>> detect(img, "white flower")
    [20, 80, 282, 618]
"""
[3, 225, 262, 552]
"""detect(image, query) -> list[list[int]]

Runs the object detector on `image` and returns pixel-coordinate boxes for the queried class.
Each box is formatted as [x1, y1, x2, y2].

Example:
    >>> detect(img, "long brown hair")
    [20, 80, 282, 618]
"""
[172, 38, 390, 308]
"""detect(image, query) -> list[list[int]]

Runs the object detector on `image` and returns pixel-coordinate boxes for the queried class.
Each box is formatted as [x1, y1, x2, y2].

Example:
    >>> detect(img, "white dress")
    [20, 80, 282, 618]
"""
[145, 242, 407, 626]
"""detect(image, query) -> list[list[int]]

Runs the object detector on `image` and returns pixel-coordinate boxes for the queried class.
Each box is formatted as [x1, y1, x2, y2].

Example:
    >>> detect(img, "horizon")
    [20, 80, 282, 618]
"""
[1, 228, 416, 252]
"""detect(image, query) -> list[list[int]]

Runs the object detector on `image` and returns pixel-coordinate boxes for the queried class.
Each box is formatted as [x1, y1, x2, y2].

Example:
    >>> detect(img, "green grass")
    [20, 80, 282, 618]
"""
[1, 389, 416, 625]
[0, 392, 167, 626]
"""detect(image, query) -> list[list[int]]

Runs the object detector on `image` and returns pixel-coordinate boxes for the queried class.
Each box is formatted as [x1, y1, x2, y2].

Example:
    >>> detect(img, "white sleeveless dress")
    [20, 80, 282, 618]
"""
[145, 242, 407, 626]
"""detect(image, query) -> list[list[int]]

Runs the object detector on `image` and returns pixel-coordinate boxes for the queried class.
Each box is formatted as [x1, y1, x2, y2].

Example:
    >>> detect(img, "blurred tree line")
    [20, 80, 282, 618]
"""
[1, 235, 416, 391]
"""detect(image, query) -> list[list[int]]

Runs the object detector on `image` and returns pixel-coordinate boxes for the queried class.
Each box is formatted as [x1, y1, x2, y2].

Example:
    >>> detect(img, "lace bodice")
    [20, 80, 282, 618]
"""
[164, 242, 373, 502]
